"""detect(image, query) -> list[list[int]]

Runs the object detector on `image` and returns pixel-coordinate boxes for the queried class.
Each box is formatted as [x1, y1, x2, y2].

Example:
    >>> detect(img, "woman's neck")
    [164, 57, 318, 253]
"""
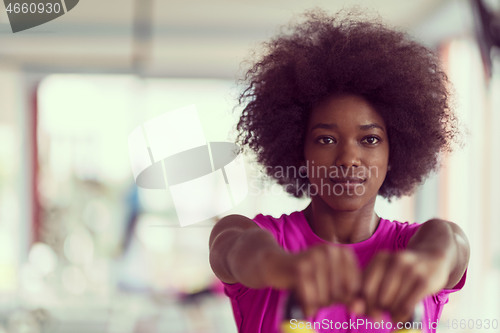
[303, 197, 380, 244]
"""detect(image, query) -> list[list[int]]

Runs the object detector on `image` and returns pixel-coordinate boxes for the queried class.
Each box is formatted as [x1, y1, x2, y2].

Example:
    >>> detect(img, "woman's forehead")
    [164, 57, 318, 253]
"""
[308, 94, 386, 129]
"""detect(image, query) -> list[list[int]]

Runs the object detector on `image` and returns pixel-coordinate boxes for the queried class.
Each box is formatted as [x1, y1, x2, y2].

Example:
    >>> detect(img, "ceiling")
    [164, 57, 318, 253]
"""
[0, 0, 475, 78]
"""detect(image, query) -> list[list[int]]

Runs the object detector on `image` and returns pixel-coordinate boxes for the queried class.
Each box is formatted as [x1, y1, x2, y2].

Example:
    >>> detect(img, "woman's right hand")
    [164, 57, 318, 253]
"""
[265, 244, 362, 317]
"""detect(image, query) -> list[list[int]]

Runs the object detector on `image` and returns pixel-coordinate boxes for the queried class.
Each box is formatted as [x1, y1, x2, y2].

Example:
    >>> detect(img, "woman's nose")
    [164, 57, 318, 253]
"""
[334, 142, 361, 168]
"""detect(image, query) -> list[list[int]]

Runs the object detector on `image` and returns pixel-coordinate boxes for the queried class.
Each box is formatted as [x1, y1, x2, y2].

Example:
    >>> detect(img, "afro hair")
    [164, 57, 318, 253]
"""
[236, 9, 459, 199]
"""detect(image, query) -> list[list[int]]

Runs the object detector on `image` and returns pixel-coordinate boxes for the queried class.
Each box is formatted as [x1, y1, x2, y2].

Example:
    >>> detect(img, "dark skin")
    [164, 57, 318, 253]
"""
[209, 94, 470, 323]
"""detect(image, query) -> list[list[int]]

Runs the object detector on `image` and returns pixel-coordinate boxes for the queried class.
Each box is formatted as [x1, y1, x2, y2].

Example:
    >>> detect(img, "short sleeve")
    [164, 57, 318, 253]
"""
[433, 269, 467, 304]
[220, 214, 284, 299]
[223, 280, 250, 298]
[252, 214, 284, 244]
[395, 221, 421, 250]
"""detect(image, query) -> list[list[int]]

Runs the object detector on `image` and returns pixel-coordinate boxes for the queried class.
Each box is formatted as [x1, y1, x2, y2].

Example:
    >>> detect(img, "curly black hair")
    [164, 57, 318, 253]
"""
[236, 9, 459, 199]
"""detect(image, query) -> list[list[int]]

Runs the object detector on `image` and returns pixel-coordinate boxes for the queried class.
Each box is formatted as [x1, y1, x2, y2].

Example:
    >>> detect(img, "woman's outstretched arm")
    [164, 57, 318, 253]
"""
[362, 219, 470, 322]
[209, 214, 362, 317]
[209, 214, 292, 288]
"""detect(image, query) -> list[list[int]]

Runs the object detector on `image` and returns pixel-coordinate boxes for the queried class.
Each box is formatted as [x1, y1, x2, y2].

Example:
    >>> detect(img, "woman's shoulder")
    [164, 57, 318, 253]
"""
[378, 217, 421, 230]
[253, 211, 304, 224]
[252, 211, 305, 234]
[252, 211, 317, 250]
[375, 218, 422, 249]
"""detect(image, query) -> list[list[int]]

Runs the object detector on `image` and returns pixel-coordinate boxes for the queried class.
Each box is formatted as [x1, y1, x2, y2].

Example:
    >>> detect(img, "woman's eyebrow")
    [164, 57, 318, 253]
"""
[310, 123, 337, 131]
[359, 123, 385, 131]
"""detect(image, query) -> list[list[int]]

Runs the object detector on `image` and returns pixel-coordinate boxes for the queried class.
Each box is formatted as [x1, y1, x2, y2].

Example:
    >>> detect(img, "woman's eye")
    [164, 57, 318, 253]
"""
[362, 136, 381, 145]
[317, 136, 336, 144]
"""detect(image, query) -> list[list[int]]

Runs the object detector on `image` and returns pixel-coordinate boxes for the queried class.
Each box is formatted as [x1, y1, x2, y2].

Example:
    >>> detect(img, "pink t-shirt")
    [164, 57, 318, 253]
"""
[223, 211, 466, 333]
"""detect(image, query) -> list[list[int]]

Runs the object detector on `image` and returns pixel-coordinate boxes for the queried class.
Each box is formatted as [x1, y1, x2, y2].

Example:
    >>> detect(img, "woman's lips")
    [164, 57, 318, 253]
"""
[328, 177, 366, 195]
[330, 177, 366, 184]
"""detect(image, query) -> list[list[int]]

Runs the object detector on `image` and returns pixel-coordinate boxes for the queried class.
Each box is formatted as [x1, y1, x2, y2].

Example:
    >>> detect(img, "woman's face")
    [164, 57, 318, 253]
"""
[303, 94, 389, 212]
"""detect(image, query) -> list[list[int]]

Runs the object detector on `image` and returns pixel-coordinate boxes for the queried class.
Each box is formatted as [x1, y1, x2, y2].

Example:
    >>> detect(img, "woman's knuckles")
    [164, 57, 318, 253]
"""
[288, 248, 443, 316]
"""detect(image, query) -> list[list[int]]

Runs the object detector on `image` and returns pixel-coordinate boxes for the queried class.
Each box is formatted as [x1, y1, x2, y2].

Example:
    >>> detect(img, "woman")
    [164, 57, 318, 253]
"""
[209, 9, 469, 333]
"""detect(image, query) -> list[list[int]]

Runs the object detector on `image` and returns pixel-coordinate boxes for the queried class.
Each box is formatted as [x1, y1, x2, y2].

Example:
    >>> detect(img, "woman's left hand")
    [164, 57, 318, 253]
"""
[360, 250, 450, 323]
[360, 219, 469, 323]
